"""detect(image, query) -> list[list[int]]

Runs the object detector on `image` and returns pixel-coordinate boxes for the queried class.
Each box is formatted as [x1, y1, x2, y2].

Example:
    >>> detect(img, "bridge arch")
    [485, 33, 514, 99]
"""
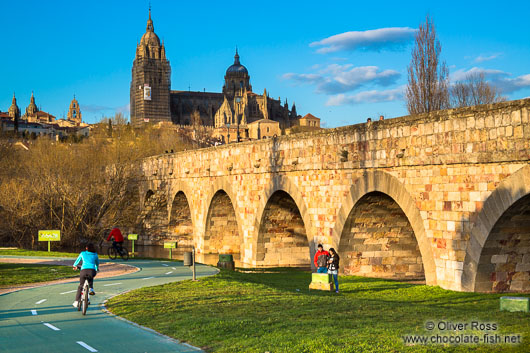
[202, 178, 245, 266]
[462, 164, 530, 292]
[168, 190, 194, 253]
[333, 170, 436, 285]
[253, 175, 313, 266]
[141, 188, 169, 241]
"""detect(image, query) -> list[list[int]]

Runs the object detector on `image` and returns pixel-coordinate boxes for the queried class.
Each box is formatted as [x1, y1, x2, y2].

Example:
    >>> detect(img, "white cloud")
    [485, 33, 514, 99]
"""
[474, 53, 502, 63]
[283, 64, 400, 94]
[82, 104, 113, 113]
[451, 67, 530, 94]
[310, 27, 416, 54]
[326, 86, 405, 106]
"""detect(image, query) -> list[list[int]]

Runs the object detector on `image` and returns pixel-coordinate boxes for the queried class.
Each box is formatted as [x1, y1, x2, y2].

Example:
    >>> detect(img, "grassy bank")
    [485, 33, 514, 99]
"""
[106, 269, 529, 352]
[0, 263, 76, 286]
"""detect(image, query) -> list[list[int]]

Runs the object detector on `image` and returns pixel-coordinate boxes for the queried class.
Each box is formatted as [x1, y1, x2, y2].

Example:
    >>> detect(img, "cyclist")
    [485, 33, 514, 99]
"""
[72, 243, 99, 308]
[107, 227, 124, 253]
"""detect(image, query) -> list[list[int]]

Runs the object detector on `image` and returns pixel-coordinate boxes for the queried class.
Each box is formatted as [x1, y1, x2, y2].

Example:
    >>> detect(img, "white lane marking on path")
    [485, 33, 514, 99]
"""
[162, 264, 169, 267]
[141, 277, 155, 280]
[31, 310, 37, 315]
[77, 341, 98, 352]
[43, 323, 60, 331]
[103, 283, 122, 287]
[60, 290, 77, 295]
[172, 267, 176, 270]
[165, 271, 173, 275]
[35, 299, 46, 304]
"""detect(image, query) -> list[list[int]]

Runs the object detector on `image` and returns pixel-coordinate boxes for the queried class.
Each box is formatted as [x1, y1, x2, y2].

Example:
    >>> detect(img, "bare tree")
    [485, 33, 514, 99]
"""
[451, 72, 506, 108]
[406, 15, 449, 114]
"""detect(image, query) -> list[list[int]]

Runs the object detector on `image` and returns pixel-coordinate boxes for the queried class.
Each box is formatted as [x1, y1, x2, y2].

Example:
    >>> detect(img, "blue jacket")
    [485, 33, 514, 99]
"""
[73, 251, 99, 271]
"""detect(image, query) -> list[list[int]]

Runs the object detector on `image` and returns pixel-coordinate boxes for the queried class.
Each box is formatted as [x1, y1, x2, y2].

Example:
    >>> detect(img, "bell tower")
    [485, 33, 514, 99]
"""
[130, 8, 171, 127]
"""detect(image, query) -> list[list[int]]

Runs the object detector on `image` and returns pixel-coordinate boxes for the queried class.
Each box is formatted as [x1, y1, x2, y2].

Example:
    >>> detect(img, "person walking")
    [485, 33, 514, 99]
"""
[313, 244, 329, 273]
[327, 247, 340, 293]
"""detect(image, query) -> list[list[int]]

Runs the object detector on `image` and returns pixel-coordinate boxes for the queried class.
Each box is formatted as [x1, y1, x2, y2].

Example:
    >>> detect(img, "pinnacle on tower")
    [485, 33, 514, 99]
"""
[234, 47, 240, 65]
[146, 6, 154, 32]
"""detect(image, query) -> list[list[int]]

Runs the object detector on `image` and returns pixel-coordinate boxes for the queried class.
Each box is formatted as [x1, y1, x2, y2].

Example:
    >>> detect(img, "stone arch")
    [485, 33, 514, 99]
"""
[253, 175, 313, 265]
[168, 191, 194, 256]
[333, 170, 436, 285]
[256, 190, 311, 267]
[202, 178, 244, 266]
[462, 165, 530, 292]
[141, 189, 169, 244]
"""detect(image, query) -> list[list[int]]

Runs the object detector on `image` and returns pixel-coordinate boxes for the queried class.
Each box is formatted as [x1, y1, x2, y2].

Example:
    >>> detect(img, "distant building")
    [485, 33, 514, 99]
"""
[1, 93, 89, 139]
[130, 9, 305, 140]
[66, 95, 82, 125]
[8, 93, 21, 121]
[22, 92, 56, 124]
[298, 113, 321, 128]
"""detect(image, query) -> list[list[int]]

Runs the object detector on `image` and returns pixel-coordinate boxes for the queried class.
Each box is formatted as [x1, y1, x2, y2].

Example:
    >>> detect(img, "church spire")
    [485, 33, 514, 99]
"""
[146, 5, 154, 32]
[234, 47, 240, 65]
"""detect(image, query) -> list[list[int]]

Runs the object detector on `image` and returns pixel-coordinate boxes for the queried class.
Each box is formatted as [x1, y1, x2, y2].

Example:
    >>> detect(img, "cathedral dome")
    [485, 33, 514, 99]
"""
[140, 8, 160, 47]
[141, 31, 160, 47]
[226, 49, 248, 75]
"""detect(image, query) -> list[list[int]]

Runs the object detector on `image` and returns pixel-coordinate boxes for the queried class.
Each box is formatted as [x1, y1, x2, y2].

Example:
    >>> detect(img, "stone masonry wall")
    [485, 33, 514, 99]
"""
[339, 192, 424, 279]
[475, 194, 530, 292]
[258, 191, 310, 267]
[138, 99, 530, 292]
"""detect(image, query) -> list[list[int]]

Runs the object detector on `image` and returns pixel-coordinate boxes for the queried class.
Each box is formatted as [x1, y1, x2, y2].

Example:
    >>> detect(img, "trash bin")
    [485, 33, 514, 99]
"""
[217, 254, 235, 270]
[183, 251, 193, 266]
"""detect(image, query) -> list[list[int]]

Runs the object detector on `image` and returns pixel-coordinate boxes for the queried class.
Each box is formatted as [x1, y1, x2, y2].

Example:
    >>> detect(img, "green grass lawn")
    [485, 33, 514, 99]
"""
[0, 248, 109, 259]
[107, 268, 529, 353]
[0, 263, 77, 286]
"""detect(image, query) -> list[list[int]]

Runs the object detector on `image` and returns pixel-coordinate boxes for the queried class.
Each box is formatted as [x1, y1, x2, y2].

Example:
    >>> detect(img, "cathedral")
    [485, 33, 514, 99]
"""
[130, 9, 301, 141]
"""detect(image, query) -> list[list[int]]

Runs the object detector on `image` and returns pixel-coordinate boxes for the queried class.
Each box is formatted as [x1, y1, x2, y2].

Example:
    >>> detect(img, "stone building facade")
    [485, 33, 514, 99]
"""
[130, 10, 300, 138]
[135, 98, 530, 293]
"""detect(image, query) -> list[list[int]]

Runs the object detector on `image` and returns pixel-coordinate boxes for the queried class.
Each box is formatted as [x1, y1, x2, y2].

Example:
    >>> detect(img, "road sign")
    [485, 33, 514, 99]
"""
[38, 230, 60, 252]
[164, 241, 177, 260]
[128, 234, 138, 257]
[38, 230, 61, 241]
[164, 242, 176, 249]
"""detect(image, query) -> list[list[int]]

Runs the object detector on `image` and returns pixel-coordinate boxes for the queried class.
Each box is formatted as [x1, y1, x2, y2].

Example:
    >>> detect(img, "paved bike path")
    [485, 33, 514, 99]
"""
[0, 259, 218, 352]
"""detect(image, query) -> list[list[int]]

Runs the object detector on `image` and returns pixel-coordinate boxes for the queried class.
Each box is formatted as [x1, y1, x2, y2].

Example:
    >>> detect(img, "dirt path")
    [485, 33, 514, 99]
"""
[0, 258, 138, 295]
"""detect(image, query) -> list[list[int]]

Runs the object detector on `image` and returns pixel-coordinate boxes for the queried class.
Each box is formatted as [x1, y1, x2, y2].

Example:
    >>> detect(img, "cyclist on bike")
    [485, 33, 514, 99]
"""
[107, 227, 124, 253]
[72, 243, 99, 308]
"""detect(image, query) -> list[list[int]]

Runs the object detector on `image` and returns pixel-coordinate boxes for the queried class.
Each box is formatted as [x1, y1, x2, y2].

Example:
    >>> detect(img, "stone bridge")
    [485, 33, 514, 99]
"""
[135, 99, 530, 293]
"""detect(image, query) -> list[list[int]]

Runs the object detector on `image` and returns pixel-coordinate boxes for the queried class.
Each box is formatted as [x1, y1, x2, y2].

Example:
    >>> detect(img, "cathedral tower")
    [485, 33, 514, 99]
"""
[25, 91, 38, 117]
[67, 95, 82, 124]
[222, 49, 252, 98]
[130, 8, 171, 127]
[8, 93, 20, 120]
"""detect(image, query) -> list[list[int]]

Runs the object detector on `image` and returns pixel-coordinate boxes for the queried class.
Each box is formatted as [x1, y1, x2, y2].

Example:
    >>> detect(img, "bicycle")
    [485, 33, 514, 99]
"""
[77, 277, 90, 315]
[108, 242, 129, 261]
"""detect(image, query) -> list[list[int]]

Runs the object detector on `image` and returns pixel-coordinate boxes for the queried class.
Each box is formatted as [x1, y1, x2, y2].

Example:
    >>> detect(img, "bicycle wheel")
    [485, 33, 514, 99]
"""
[82, 281, 89, 315]
[108, 246, 117, 260]
[120, 247, 129, 261]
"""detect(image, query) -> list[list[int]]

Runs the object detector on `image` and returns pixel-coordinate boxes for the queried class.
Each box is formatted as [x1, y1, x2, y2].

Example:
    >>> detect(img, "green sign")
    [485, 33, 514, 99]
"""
[128, 234, 138, 240]
[164, 242, 176, 249]
[38, 230, 61, 241]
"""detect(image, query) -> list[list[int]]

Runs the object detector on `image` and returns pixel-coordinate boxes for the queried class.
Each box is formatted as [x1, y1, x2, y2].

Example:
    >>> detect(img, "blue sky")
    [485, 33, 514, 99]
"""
[1, 0, 529, 127]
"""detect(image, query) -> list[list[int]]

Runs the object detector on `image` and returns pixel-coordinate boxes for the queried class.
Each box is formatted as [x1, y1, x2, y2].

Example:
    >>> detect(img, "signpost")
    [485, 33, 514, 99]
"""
[164, 241, 177, 260]
[128, 234, 138, 257]
[38, 230, 61, 252]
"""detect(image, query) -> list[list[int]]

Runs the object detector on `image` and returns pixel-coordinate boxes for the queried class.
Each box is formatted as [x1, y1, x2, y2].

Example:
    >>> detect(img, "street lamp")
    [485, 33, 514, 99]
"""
[226, 123, 230, 144]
